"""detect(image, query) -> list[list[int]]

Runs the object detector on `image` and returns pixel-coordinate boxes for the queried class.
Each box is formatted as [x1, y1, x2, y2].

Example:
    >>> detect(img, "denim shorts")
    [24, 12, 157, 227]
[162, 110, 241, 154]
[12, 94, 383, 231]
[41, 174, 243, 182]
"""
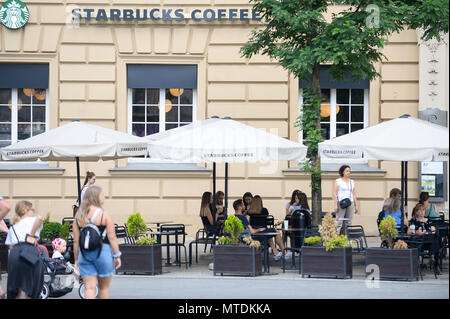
[78, 244, 114, 278]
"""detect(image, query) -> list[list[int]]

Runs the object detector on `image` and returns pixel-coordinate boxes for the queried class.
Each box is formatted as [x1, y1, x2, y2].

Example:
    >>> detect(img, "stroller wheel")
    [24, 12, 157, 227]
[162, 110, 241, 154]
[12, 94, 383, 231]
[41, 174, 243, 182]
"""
[78, 282, 98, 299]
[40, 283, 50, 299]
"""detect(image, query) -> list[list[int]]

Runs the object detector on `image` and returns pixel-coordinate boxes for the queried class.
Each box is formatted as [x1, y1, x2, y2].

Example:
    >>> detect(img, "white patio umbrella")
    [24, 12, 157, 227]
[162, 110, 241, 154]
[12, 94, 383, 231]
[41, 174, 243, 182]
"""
[0, 121, 148, 204]
[319, 114, 449, 225]
[146, 117, 307, 214]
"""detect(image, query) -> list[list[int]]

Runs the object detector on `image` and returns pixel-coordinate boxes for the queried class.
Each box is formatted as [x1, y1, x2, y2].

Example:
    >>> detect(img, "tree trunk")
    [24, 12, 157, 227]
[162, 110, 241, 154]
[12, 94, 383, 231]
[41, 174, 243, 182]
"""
[311, 63, 322, 226]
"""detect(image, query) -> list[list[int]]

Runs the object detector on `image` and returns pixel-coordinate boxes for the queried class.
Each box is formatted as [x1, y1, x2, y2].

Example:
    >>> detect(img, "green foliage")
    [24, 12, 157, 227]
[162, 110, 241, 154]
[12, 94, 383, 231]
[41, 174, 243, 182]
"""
[325, 234, 350, 251]
[39, 214, 71, 243]
[217, 236, 235, 245]
[223, 215, 245, 244]
[126, 212, 147, 240]
[379, 215, 398, 249]
[304, 236, 323, 246]
[60, 222, 71, 242]
[135, 235, 157, 246]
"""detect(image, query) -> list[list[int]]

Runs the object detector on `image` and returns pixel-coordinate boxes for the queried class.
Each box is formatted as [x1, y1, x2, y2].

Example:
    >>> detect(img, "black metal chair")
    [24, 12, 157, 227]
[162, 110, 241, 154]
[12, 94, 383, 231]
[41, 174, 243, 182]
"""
[282, 209, 311, 272]
[403, 233, 438, 280]
[430, 219, 449, 270]
[266, 215, 275, 227]
[249, 214, 269, 229]
[61, 217, 75, 245]
[115, 224, 135, 245]
[345, 225, 368, 254]
[189, 217, 221, 266]
[160, 224, 188, 269]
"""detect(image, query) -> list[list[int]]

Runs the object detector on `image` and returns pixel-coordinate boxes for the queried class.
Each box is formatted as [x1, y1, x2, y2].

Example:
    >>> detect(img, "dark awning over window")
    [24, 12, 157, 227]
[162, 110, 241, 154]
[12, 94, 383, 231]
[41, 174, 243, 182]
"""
[299, 65, 369, 89]
[0, 64, 49, 89]
[127, 64, 197, 89]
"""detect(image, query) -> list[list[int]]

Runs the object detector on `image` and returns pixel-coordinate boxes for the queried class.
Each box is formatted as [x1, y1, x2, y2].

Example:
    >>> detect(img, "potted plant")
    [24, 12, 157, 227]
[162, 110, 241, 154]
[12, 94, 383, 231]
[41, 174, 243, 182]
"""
[213, 215, 262, 277]
[301, 213, 352, 279]
[118, 213, 162, 275]
[365, 216, 419, 281]
[38, 214, 72, 260]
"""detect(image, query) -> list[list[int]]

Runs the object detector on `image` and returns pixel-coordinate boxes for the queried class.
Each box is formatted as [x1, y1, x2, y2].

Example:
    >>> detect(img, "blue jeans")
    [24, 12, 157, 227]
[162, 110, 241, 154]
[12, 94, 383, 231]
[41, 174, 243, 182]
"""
[78, 244, 114, 278]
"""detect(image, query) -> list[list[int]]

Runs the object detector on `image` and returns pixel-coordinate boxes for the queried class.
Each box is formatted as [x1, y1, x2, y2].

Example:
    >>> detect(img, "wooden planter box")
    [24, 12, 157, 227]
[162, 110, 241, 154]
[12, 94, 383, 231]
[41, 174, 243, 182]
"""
[0, 244, 8, 272]
[301, 246, 352, 279]
[118, 244, 162, 275]
[213, 245, 262, 277]
[365, 248, 419, 281]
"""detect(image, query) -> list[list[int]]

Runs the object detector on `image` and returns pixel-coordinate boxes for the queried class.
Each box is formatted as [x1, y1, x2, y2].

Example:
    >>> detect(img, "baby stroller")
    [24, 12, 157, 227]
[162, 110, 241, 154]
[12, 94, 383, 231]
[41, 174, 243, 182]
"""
[37, 245, 95, 299]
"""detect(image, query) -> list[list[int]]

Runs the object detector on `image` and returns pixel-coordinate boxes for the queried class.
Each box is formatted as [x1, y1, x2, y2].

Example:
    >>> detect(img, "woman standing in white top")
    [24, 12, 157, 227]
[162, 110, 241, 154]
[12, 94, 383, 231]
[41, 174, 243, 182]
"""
[333, 165, 359, 234]
[80, 171, 96, 203]
[5, 201, 44, 299]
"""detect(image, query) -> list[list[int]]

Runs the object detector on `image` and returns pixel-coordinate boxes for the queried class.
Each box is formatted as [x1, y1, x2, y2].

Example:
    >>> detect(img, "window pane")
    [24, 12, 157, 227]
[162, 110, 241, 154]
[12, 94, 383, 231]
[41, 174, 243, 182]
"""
[18, 106, 31, 122]
[146, 89, 159, 104]
[180, 106, 192, 122]
[18, 124, 31, 140]
[33, 105, 46, 122]
[320, 89, 330, 103]
[166, 88, 179, 105]
[32, 89, 46, 104]
[336, 105, 349, 122]
[0, 141, 10, 148]
[351, 106, 364, 122]
[132, 105, 145, 122]
[337, 89, 349, 104]
[320, 103, 330, 121]
[351, 124, 364, 133]
[132, 89, 145, 104]
[0, 123, 11, 140]
[18, 88, 32, 104]
[147, 105, 159, 122]
[32, 123, 46, 136]
[132, 123, 145, 137]
[180, 89, 193, 104]
[336, 124, 349, 137]
[166, 105, 178, 122]
[146, 124, 159, 135]
[351, 89, 364, 104]
[0, 105, 11, 122]
[320, 123, 330, 140]
[166, 124, 178, 131]
[0, 89, 11, 104]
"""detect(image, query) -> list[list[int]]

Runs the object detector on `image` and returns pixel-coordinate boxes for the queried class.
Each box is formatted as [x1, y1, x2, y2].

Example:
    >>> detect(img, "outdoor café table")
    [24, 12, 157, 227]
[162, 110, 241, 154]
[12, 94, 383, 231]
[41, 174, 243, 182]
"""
[146, 221, 174, 230]
[255, 232, 279, 275]
[148, 230, 177, 266]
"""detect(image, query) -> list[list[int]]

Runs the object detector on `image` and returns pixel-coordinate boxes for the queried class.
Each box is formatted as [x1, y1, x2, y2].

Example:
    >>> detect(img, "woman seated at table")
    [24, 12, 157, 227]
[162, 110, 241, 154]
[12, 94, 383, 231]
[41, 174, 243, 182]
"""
[233, 199, 291, 260]
[247, 195, 269, 216]
[199, 192, 223, 235]
[285, 190, 302, 218]
[215, 191, 225, 221]
[384, 198, 404, 229]
[407, 203, 440, 274]
[419, 191, 439, 218]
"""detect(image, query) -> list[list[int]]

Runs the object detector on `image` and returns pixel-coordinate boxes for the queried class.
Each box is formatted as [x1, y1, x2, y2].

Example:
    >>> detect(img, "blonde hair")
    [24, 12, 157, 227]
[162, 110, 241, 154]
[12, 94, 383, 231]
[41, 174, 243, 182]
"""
[13, 200, 33, 224]
[247, 195, 263, 215]
[76, 185, 103, 225]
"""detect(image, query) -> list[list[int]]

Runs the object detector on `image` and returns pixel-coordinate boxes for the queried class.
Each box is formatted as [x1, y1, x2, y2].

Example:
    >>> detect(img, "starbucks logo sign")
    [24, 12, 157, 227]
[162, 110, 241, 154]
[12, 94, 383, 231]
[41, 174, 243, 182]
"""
[0, 0, 29, 29]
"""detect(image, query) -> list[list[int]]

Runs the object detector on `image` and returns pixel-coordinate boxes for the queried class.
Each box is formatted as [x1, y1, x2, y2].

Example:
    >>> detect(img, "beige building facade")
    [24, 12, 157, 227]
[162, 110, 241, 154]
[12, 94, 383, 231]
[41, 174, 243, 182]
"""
[0, 0, 448, 237]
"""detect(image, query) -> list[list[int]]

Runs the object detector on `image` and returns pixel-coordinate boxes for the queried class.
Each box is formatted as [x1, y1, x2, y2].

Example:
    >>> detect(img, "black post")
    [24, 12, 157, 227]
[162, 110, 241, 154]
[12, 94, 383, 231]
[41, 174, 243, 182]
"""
[400, 161, 405, 233]
[76, 156, 81, 205]
[212, 162, 216, 214]
[224, 163, 229, 219]
[405, 161, 408, 220]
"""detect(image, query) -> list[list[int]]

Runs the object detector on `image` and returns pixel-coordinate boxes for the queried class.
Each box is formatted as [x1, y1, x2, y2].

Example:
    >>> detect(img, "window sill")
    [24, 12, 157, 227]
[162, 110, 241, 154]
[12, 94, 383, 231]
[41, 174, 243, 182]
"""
[0, 162, 65, 175]
[109, 162, 212, 177]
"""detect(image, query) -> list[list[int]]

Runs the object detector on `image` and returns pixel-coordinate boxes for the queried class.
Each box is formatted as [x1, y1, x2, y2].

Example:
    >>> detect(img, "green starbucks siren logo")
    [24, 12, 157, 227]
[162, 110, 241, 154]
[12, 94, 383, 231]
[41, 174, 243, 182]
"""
[0, 0, 29, 29]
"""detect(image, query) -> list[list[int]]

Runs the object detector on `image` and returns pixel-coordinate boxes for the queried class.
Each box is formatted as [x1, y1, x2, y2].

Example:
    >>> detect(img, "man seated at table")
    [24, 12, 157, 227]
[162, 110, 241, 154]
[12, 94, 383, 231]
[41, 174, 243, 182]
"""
[233, 199, 291, 260]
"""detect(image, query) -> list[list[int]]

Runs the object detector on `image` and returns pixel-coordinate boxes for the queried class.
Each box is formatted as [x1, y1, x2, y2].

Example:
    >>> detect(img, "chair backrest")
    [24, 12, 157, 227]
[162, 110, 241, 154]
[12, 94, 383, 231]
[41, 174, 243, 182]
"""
[346, 225, 368, 247]
[290, 209, 311, 248]
[62, 217, 75, 232]
[266, 215, 275, 227]
[249, 214, 268, 229]
[160, 224, 186, 245]
[201, 216, 221, 236]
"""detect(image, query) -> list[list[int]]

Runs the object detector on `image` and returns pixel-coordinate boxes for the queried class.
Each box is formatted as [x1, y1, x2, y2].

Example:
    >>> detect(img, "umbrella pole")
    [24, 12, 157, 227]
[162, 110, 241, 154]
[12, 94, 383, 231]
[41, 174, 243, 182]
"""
[224, 163, 228, 219]
[405, 161, 408, 221]
[401, 161, 405, 233]
[76, 157, 81, 205]
[213, 162, 216, 215]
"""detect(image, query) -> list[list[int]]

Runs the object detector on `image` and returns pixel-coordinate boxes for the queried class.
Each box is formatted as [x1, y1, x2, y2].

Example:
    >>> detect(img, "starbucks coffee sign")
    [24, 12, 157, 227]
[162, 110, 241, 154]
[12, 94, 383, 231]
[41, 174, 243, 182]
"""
[0, 0, 29, 29]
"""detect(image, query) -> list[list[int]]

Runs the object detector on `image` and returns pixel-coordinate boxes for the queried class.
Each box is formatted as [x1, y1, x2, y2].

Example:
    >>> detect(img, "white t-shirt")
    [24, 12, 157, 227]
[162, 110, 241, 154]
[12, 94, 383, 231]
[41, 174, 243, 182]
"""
[80, 186, 89, 203]
[5, 216, 43, 245]
[336, 178, 355, 202]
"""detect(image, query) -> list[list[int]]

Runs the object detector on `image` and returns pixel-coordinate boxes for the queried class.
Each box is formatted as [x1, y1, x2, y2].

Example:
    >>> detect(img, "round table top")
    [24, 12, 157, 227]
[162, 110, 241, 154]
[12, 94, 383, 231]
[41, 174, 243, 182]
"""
[146, 221, 174, 224]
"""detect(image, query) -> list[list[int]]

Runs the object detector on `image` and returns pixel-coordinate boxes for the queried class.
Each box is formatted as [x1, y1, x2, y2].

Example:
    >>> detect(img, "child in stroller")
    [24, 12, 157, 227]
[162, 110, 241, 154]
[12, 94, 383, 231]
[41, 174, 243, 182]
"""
[38, 240, 93, 299]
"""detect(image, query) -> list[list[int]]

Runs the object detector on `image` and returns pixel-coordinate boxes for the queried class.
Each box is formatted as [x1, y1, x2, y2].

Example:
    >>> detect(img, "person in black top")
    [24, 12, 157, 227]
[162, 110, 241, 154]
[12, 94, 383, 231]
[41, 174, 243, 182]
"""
[199, 192, 222, 236]
[407, 203, 440, 274]
[242, 192, 253, 213]
[246, 195, 268, 216]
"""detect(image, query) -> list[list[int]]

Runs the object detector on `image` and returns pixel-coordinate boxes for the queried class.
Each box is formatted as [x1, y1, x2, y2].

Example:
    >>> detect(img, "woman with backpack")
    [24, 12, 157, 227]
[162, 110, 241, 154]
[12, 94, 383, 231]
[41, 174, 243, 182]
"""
[73, 185, 121, 299]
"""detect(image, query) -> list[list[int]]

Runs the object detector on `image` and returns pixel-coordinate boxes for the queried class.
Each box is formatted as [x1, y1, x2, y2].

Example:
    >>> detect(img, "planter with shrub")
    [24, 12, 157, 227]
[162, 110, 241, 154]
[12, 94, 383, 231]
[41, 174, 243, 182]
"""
[301, 213, 352, 279]
[213, 215, 262, 277]
[365, 216, 419, 281]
